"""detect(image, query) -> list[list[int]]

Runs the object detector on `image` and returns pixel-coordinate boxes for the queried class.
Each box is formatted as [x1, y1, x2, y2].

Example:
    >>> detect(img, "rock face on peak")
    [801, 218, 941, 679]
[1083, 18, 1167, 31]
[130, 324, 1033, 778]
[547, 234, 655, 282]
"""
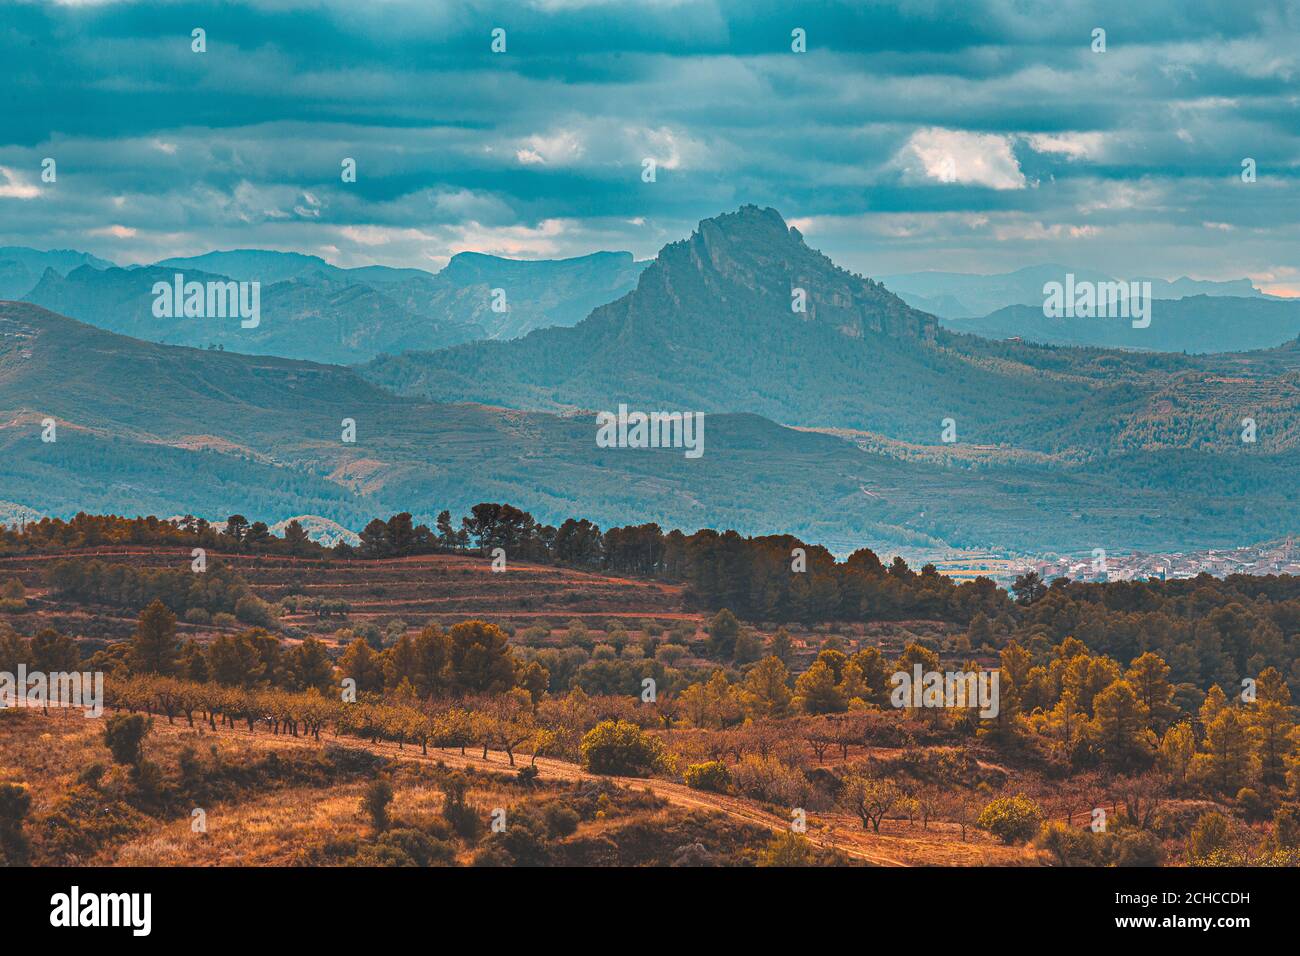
[361, 206, 1046, 442]
[641, 205, 935, 343]
[358, 205, 1300, 452]
[5, 299, 1300, 556]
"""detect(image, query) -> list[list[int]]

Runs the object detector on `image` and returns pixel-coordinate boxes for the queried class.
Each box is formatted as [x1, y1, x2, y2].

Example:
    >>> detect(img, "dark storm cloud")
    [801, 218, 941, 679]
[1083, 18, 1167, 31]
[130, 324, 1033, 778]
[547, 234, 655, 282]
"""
[1, 0, 1297, 288]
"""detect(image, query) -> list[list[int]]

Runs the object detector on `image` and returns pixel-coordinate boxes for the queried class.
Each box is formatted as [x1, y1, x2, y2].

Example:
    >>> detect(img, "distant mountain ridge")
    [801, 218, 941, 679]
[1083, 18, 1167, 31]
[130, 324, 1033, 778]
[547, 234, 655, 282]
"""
[944, 295, 1300, 353]
[14, 248, 646, 362]
[0, 247, 118, 299]
[3, 295, 1299, 556]
[364, 206, 1275, 453]
[881, 264, 1270, 319]
[2, 241, 1283, 362]
[22, 263, 482, 363]
[5, 206, 1300, 556]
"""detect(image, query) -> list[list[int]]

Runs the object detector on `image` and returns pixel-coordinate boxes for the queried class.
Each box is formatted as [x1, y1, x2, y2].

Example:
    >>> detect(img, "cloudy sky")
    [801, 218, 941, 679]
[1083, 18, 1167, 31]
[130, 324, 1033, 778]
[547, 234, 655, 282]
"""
[2, 0, 1298, 291]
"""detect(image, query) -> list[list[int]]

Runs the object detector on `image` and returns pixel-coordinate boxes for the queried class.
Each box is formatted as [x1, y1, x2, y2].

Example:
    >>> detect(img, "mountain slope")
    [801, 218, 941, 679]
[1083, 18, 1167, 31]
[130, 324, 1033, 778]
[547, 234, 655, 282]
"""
[0, 246, 116, 299]
[361, 207, 1300, 460]
[881, 264, 1268, 319]
[6, 301, 1297, 555]
[22, 264, 483, 363]
[360, 207, 1237, 453]
[943, 295, 1300, 353]
[23, 248, 645, 362]
[434, 250, 647, 339]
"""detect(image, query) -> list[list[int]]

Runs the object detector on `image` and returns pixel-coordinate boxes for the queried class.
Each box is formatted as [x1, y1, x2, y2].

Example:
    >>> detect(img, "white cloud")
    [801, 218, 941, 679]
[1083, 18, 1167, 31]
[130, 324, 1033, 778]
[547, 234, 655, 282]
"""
[88, 224, 137, 238]
[895, 128, 1026, 190]
[446, 218, 569, 258]
[515, 129, 586, 166]
[629, 125, 695, 170]
[337, 225, 438, 247]
[510, 122, 707, 172]
[989, 221, 1100, 241]
[1024, 132, 1106, 161]
[1077, 181, 1166, 215]
[0, 167, 41, 199]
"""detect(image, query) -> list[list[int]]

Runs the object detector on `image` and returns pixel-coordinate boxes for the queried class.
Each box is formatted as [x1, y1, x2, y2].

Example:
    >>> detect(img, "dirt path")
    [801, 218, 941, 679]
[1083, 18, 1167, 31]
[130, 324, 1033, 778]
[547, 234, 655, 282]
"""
[144, 716, 907, 866]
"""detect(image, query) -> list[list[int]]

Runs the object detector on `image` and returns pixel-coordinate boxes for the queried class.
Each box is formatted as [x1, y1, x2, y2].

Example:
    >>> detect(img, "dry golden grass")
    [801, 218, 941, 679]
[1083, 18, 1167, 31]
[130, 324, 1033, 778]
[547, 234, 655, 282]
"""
[810, 814, 1037, 866]
[112, 782, 380, 866]
[2, 707, 1047, 867]
[0, 711, 101, 801]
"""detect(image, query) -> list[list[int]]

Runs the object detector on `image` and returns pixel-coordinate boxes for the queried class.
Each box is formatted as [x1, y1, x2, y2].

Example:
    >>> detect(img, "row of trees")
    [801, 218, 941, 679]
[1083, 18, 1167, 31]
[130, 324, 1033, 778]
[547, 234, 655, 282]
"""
[46, 559, 250, 618]
[12, 510, 1300, 654]
[14, 586, 1300, 807]
[79, 598, 549, 707]
[0, 513, 321, 558]
[5, 507, 1012, 623]
[103, 673, 647, 770]
[1000, 572, 1300, 697]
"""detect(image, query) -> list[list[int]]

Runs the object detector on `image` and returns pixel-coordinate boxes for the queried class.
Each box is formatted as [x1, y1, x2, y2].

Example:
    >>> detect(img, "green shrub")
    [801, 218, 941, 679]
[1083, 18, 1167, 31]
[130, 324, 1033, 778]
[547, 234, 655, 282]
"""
[543, 804, 581, 838]
[579, 720, 666, 777]
[0, 782, 32, 864]
[440, 773, 482, 840]
[977, 794, 1044, 845]
[757, 832, 814, 867]
[471, 843, 514, 867]
[1115, 830, 1164, 867]
[498, 809, 552, 866]
[234, 595, 277, 627]
[1188, 811, 1232, 862]
[352, 843, 416, 866]
[361, 779, 393, 832]
[1034, 820, 1104, 866]
[1235, 786, 1270, 822]
[684, 760, 731, 794]
[183, 607, 211, 625]
[376, 827, 454, 866]
[102, 714, 152, 766]
[1274, 805, 1300, 849]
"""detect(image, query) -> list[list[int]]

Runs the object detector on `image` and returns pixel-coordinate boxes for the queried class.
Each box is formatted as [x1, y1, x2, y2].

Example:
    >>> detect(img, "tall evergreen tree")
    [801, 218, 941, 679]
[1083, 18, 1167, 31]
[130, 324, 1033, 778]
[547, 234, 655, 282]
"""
[130, 599, 178, 675]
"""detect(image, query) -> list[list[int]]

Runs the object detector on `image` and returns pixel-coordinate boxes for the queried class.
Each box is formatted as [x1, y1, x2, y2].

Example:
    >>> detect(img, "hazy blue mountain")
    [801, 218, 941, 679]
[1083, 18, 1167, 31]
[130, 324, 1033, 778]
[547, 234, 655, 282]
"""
[880, 264, 1269, 319]
[359, 207, 1195, 451]
[4, 301, 1299, 557]
[0, 246, 116, 299]
[153, 248, 646, 339]
[155, 249, 344, 284]
[944, 295, 1300, 353]
[21, 264, 483, 363]
[22, 246, 647, 361]
[434, 250, 648, 339]
[7, 209, 1300, 556]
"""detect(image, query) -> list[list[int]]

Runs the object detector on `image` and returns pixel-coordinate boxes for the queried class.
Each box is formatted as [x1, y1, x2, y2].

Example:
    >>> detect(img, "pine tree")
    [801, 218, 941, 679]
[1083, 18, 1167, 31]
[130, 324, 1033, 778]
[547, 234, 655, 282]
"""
[743, 655, 792, 718]
[1091, 679, 1152, 767]
[339, 637, 384, 694]
[1125, 651, 1178, 732]
[767, 627, 794, 667]
[794, 659, 845, 715]
[290, 637, 335, 692]
[1248, 667, 1295, 788]
[282, 519, 310, 555]
[1196, 706, 1255, 794]
[1159, 722, 1196, 787]
[130, 599, 178, 675]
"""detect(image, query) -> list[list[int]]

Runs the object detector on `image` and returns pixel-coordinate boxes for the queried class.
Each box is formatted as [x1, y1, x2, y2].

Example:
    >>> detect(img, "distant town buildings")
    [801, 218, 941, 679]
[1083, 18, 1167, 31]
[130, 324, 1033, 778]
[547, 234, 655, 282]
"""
[929, 537, 1300, 585]
[1026, 536, 1300, 584]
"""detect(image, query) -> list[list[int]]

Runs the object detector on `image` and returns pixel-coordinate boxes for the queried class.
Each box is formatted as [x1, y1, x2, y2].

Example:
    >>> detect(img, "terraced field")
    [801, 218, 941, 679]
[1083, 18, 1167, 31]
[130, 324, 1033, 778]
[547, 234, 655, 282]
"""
[0, 547, 699, 646]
